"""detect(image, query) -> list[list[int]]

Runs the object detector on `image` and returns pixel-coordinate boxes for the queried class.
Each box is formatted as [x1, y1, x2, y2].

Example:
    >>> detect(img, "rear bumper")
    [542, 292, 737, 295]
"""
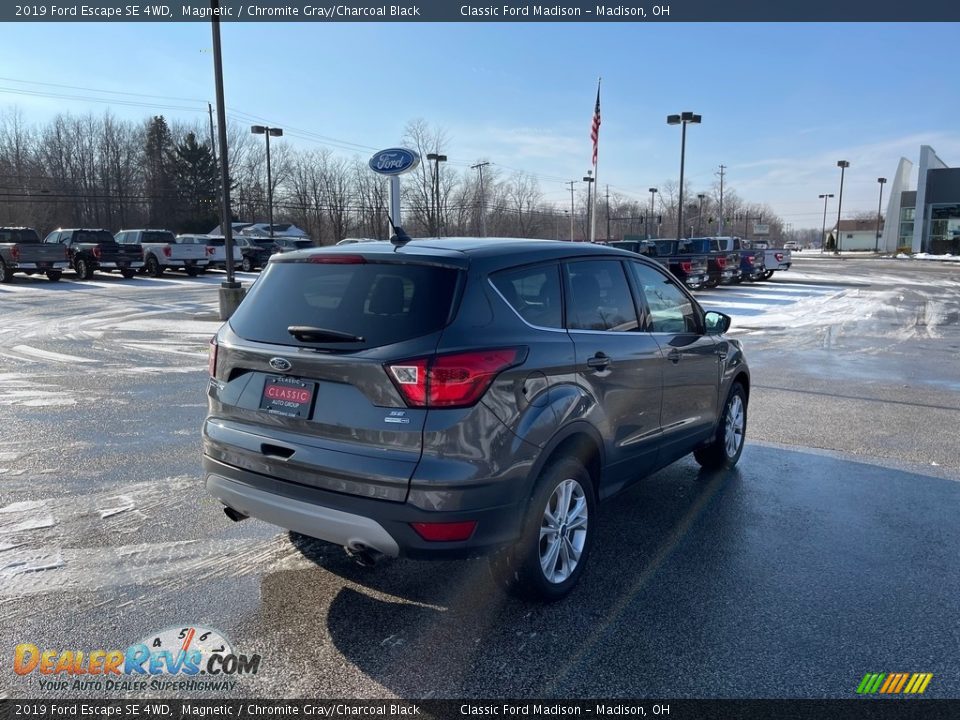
[203, 455, 522, 559]
[683, 273, 709, 287]
[13, 262, 68, 270]
[163, 259, 210, 267]
[98, 260, 145, 269]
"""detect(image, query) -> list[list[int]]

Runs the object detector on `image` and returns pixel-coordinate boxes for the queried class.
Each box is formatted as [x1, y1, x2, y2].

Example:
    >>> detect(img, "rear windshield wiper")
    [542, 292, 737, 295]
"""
[287, 326, 365, 343]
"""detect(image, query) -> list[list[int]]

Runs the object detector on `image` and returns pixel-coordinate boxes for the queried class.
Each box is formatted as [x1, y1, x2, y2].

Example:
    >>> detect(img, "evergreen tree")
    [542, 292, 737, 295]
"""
[174, 132, 219, 230]
[144, 116, 177, 226]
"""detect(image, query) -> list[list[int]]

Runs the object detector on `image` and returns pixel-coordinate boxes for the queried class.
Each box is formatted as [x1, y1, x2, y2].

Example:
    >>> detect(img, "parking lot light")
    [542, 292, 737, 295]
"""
[668, 112, 702, 240]
[818, 193, 834, 253]
[835, 160, 850, 254]
[251, 125, 283, 240]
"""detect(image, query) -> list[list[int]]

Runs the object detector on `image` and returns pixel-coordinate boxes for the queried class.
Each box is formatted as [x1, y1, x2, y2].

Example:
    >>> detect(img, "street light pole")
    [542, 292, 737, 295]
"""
[427, 152, 447, 236]
[667, 111, 702, 241]
[835, 160, 850, 254]
[566, 181, 576, 241]
[697, 193, 706, 236]
[648, 187, 657, 240]
[875, 177, 887, 253]
[250, 125, 283, 240]
[819, 193, 834, 254]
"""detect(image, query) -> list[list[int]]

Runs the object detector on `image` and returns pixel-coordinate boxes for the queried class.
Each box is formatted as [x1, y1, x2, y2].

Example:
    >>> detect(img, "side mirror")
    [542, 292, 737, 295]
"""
[704, 311, 731, 335]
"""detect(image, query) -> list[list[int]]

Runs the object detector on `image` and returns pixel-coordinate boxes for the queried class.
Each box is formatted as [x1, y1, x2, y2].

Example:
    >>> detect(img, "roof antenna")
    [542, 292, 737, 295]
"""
[387, 214, 412, 248]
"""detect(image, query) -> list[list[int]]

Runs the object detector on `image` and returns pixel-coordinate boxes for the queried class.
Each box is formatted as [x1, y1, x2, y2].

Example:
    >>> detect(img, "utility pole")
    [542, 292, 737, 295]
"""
[470, 161, 490, 237]
[566, 180, 576, 241]
[717, 164, 726, 234]
[605, 184, 611, 242]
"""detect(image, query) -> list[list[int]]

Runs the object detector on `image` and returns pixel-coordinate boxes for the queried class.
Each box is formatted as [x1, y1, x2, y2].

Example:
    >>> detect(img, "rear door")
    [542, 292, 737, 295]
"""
[627, 261, 720, 460]
[562, 258, 663, 495]
[209, 255, 464, 501]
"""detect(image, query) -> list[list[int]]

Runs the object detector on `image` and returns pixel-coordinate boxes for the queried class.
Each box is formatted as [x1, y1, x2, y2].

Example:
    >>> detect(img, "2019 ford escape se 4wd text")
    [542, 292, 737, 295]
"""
[203, 237, 749, 601]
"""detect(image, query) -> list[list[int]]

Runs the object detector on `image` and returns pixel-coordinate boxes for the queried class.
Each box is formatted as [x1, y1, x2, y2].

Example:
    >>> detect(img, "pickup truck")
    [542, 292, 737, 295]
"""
[744, 239, 793, 279]
[709, 236, 774, 282]
[175, 234, 242, 271]
[0, 227, 70, 282]
[681, 237, 741, 288]
[114, 229, 209, 277]
[43, 228, 144, 280]
[610, 239, 709, 290]
[234, 236, 278, 272]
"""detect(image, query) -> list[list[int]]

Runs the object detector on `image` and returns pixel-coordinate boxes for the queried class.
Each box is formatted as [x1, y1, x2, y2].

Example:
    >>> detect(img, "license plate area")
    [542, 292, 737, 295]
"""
[259, 375, 316, 418]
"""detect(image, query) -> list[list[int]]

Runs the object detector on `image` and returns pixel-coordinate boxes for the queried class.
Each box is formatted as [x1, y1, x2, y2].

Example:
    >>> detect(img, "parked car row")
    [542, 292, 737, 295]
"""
[0, 226, 312, 283]
[608, 236, 792, 291]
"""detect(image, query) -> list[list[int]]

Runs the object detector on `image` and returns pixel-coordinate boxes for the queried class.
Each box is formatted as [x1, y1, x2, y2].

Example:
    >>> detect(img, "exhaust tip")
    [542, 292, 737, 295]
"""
[223, 506, 249, 523]
[344, 544, 382, 568]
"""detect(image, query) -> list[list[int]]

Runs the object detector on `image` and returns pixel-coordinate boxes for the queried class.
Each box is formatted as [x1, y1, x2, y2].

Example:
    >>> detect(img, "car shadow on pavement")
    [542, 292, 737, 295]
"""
[254, 444, 960, 698]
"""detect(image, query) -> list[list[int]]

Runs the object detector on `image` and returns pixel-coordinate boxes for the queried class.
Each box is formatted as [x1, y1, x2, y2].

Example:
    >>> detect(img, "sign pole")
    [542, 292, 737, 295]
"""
[389, 176, 401, 235]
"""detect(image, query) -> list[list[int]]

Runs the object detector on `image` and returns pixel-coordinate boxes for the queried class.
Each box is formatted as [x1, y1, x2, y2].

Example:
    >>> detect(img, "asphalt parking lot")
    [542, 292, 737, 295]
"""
[0, 256, 958, 699]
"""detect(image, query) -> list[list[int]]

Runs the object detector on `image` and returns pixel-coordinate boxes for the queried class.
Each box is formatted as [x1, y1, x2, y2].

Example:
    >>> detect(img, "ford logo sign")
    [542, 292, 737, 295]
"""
[268, 357, 292, 372]
[368, 148, 420, 176]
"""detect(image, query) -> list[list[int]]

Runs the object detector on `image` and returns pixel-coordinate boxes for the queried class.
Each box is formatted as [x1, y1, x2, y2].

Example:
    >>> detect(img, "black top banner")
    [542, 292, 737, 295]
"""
[5, 0, 960, 22]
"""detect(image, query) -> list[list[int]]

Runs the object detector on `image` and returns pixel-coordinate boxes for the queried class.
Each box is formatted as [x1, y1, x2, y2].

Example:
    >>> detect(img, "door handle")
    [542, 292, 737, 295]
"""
[586, 353, 611, 370]
[667, 349, 681, 364]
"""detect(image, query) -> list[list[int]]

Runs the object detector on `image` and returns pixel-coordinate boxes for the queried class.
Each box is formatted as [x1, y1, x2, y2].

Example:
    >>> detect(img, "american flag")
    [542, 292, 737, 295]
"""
[590, 83, 601, 166]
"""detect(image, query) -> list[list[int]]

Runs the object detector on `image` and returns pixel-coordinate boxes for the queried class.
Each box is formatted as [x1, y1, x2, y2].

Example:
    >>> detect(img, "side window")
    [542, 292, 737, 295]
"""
[115, 232, 127, 244]
[564, 259, 639, 332]
[490, 263, 563, 329]
[629, 262, 700, 334]
[44, 232, 59, 244]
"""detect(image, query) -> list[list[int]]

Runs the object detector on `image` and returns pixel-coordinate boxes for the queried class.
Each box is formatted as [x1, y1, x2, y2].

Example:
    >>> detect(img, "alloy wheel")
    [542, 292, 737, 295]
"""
[539, 478, 588, 584]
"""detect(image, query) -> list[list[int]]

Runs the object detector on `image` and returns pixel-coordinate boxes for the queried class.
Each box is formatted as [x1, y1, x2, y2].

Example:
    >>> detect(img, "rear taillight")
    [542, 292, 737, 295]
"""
[92, 246, 102, 259]
[410, 521, 477, 542]
[308, 255, 366, 264]
[162, 246, 172, 258]
[775, 252, 784, 262]
[716, 256, 726, 268]
[206, 246, 215, 256]
[10, 246, 19, 262]
[386, 347, 526, 409]
[745, 254, 755, 265]
[208, 337, 218, 378]
[680, 261, 692, 273]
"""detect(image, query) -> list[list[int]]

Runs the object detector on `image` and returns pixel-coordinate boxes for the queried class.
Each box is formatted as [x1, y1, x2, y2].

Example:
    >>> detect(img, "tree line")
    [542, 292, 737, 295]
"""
[0, 108, 787, 243]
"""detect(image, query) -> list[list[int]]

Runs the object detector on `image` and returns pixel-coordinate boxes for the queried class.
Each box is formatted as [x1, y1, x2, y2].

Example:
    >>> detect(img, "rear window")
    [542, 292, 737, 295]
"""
[0, 229, 40, 243]
[75, 231, 114, 244]
[141, 231, 175, 244]
[229, 260, 461, 349]
[206, 238, 225, 246]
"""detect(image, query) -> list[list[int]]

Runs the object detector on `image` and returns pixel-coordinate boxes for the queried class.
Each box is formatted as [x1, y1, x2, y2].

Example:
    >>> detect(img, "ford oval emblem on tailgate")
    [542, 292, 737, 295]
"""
[269, 357, 292, 372]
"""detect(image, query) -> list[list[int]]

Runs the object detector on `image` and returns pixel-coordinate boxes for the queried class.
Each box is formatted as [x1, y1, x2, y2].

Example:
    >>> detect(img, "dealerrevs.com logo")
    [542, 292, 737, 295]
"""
[14, 625, 261, 692]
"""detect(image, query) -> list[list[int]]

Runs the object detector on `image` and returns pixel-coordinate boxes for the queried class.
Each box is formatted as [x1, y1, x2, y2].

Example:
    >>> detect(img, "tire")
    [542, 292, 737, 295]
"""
[694, 382, 747, 471]
[763, 271, 774, 280]
[120, 269, 136, 279]
[704, 278, 720, 289]
[146, 255, 163, 277]
[0, 259, 13, 283]
[46, 270, 62, 282]
[75, 257, 94, 280]
[490, 456, 596, 602]
[241, 256, 254, 273]
[185, 267, 200, 277]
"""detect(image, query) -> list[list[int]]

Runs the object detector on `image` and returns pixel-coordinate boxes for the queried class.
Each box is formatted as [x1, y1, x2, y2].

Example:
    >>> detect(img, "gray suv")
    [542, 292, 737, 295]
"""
[203, 238, 749, 601]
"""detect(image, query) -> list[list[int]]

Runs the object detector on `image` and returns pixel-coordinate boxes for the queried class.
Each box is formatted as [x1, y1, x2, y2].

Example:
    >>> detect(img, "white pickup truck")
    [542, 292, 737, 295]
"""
[176, 234, 242, 271]
[115, 229, 209, 277]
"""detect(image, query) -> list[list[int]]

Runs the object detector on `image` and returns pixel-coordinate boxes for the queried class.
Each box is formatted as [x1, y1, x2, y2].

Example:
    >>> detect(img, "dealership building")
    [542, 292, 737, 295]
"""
[881, 146, 960, 254]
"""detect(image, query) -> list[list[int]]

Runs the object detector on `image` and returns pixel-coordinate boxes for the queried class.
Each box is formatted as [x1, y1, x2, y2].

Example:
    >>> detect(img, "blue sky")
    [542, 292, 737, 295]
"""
[3, 21, 957, 228]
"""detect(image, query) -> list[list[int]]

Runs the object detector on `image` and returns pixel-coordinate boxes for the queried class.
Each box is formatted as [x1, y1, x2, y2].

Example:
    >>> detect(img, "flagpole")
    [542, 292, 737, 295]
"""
[590, 77, 601, 244]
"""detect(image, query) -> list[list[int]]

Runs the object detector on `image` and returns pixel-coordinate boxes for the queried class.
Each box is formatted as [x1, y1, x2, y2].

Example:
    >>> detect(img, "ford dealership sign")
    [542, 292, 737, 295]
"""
[369, 148, 420, 176]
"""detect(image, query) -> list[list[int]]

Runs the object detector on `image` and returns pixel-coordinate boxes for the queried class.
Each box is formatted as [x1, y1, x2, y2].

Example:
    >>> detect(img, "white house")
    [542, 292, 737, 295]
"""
[826, 219, 885, 252]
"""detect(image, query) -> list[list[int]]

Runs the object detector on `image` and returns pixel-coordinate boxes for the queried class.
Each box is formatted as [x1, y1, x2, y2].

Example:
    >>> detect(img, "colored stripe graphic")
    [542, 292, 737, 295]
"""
[857, 672, 933, 694]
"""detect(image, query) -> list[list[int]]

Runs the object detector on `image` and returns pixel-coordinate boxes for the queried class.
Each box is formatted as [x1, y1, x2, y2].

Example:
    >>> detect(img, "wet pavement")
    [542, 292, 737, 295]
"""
[0, 257, 957, 699]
